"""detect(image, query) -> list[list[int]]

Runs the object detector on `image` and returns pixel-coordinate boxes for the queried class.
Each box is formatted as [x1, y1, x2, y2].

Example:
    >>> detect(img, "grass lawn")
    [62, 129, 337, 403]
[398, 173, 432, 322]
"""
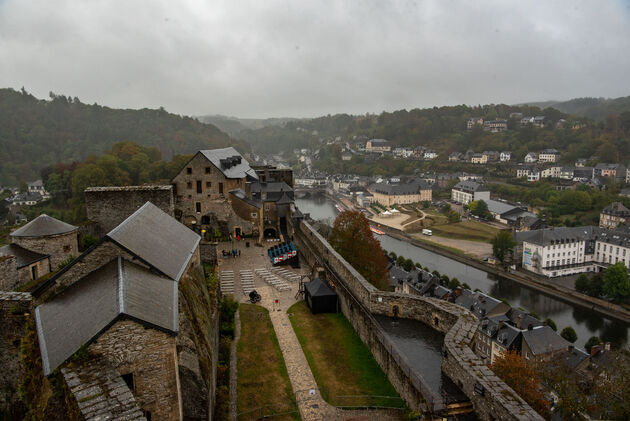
[237, 304, 298, 420]
[288, 301, 404, 409]
[430, 220, 501, 243]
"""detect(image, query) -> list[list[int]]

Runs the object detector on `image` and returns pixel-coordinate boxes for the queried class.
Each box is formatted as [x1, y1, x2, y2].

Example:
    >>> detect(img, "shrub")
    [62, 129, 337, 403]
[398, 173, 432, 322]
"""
[560, 327, 578, 343]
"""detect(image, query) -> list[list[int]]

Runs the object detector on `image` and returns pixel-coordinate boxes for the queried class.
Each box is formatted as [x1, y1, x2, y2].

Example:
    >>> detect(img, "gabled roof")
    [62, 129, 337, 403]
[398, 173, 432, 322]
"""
[107, 202, 200, 281]
[601, 201, 630, 217]
[522, 326, 569, 356]
[10, 214, 77, 238]
[199, 147, 258, 180]
[305, 278, 337, 297]
[36, 257, 178, 376]
[0, 243, 49, 268]
[229, 189, 262, 208]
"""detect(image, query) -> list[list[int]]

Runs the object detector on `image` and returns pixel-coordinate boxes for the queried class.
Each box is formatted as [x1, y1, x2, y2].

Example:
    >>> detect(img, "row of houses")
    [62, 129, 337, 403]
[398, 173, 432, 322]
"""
[516, 162, 627, 184]
[467, 116, 548, 131]
[449, 150, 512, 163]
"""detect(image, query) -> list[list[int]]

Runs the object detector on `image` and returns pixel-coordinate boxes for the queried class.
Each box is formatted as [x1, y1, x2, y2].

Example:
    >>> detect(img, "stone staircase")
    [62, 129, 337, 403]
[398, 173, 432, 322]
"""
[254, 268, 291, 291]
[239, 270, 255, 295]
[271, 267, 300, 283]
[220, 270, 235, 295]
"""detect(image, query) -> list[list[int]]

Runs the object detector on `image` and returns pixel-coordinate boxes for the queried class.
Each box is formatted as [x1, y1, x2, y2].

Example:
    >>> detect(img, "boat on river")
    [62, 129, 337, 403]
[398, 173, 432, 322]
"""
[370, 226, 385, 235]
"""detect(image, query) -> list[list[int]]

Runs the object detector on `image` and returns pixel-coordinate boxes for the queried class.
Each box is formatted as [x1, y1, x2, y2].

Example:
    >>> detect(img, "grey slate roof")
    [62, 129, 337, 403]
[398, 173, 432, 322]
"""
[515, 226, 596, 246]
[522, 326, 569, 356]
[36, 257, 178, 376]
[453, 180, 489, 193]
[601, 201, 630, 217]
[10, 214, 77, 237]
[0, 243, 49, 268]
[305, 278, 337, 297]
[486, 199, 517, 216]
[199, 147, 258, 180]
[107, 202, 200, 281]
[369, 179, 431, 196]
[250, 182, 295, 202]
[229, 189, 262, 208]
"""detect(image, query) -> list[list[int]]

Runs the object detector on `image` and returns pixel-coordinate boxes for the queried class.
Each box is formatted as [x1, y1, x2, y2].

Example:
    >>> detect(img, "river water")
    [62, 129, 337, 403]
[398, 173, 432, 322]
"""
[296, 196, 629, 350]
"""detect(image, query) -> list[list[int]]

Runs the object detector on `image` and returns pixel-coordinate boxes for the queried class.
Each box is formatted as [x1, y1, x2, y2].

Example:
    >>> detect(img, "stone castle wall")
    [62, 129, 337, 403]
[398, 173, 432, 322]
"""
[0, 256, 18, 291]
[85, 186, 174, 237]
[294, 220, 543, 420]
[89, 319, 181, 420]
[13, 231, 79, 270]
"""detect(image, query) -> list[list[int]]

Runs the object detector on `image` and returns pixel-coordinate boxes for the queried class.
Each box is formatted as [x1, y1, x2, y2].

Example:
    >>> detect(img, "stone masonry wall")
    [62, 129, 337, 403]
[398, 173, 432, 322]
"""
[295, 220, 544, 421]
[17, 258, 51, 289]
[199, 241, 218, 264]
[0, 255, 18, 291]
[89, 319, 181, 420]
[0, 292, 32, 419]
[13, 231, 79, 270]
[85, 186, 174, 238]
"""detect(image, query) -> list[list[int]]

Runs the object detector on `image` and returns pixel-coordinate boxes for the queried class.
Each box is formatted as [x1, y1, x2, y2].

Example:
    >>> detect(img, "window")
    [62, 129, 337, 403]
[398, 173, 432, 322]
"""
[186, 182, 192, 189]
[265, 203, 270, 211]
[186, 167, 192, 174]
[195, 202, 201, 213]
[196, 180, 202, 194]
[206, 181, 211, 188]
[251, 212, 257, 218]
[122, 373, 134, 391]
[205, 167, 211, 174]
[63, 245, 71, 252]
[219, 183, 223, 194]
[31, 265, 38, 280]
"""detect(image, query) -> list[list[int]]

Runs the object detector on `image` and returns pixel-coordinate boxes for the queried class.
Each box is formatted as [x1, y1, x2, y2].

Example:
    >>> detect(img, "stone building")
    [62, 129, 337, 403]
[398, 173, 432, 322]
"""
[368, 180, 432, 206]
[34, 202, 201, 421]
[85, 185, 174, 237]
[171, 147, 294, 243]
[599, 201, 630, 229]
[9, 214, 78, 269]
[0, 244, 50, 290]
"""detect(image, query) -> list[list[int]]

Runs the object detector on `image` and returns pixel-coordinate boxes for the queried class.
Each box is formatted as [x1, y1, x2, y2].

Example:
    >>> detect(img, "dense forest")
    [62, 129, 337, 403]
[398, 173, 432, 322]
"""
[0, 88, 248, 185]
[240, 101, 630, 162]
[525, 95, 630, 121]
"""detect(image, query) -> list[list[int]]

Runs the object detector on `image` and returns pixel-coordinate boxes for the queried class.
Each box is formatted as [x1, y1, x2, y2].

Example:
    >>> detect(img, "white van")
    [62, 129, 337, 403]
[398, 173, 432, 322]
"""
[422, 229, 432, 236]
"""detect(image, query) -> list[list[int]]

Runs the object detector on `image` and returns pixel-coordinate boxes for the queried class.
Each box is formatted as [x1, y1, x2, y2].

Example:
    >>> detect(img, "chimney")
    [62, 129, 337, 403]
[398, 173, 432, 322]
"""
[455, 287, 462, 297]
[590, 344, 601, 357]
[516, 314, 523, 330]
[498, 320, 504, 330]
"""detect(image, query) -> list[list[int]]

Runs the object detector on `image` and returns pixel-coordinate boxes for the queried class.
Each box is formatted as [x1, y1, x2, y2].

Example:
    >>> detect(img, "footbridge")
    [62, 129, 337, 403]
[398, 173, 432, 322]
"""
[292, 218, 544, 421]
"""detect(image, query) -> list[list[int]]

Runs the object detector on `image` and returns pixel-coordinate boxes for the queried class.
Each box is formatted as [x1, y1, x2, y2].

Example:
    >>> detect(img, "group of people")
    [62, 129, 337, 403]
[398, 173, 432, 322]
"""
[221, 249, 241, 258]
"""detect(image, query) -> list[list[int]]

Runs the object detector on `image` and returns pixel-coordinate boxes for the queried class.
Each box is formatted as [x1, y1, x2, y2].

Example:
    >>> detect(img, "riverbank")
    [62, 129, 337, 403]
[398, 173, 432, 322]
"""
[374, 223, 630, 324]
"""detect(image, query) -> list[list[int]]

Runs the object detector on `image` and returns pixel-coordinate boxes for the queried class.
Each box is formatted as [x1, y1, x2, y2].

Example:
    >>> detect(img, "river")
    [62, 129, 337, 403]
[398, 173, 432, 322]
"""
[296, 196, 629, 349]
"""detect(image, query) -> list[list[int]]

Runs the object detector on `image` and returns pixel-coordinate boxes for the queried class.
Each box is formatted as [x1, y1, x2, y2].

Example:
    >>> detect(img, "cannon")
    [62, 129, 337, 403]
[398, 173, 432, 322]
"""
[249, 290, 261, 304]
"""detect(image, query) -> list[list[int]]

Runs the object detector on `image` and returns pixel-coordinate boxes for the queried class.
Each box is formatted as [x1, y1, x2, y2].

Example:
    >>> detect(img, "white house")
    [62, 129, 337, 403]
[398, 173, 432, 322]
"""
[451, 181, 490, 205]
[500, 151, 512, 162]
[423, 150, 438, 160]
[539, 149, 560, 163]
[524, 152, 538, 163]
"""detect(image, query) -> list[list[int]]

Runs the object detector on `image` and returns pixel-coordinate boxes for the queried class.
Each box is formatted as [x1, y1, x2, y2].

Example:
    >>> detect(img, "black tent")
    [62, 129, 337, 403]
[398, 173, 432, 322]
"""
[304, 278, 338, 314]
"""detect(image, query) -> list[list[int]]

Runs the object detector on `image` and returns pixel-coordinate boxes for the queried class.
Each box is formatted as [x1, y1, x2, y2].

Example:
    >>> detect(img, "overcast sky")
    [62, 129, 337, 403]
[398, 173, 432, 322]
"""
[1, 0, 630, 118]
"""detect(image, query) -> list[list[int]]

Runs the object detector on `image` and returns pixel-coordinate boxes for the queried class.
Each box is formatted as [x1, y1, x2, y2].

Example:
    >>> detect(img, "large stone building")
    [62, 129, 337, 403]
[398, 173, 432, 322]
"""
[365, 139, 391, 153]
[368, 179, 432, 206]
[171, 147, 294, 243]
[34, 202, 201, 420]
[451, 181, 490, 205]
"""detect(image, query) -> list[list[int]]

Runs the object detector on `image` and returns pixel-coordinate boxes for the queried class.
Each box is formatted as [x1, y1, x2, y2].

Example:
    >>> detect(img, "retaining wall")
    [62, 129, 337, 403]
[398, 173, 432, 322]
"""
[294, 219, 543, 420]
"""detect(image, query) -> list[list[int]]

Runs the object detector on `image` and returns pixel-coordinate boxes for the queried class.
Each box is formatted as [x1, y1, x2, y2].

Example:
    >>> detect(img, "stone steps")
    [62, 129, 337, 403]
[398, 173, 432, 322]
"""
[254, 268, 291, 291]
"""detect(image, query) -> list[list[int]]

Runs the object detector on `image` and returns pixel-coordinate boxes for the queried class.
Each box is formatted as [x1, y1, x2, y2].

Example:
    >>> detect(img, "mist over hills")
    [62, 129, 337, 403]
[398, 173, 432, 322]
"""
[0, 88, 247, 185]
[522, 95, 630, 121]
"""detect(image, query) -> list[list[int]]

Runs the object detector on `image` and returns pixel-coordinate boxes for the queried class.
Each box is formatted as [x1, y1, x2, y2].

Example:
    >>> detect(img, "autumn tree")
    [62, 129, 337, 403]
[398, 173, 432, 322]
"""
[490, 350, 550, 418]
[329, 210, 389, 290]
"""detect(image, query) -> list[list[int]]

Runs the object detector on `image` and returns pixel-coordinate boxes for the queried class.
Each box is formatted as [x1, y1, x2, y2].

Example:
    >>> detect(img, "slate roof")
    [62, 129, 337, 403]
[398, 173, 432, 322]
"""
[107, 202, 200, 281]
[486, 199, 517, 216]
[229, 189, 262, 208]
[452, 180, 489, 193]
[522, 326, 569, 356]
[36, 257, 178, 376]
[369, 179, 431, 196]
[305, 278, 337, 297]
[515, 226, 596, 246]
[601, 202, 630, 217]
[0, 243, 49, 268]
[250, 182, 295, 203]
[11, 214, 77, 237]
[199, 147, 258, 180]
[454, 290, 506, 319]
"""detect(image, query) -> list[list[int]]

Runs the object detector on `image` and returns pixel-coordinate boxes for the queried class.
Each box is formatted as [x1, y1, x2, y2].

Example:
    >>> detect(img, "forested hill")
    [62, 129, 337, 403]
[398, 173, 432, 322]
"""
[0, 88, 248, 185]
[524, 95, 630, 121]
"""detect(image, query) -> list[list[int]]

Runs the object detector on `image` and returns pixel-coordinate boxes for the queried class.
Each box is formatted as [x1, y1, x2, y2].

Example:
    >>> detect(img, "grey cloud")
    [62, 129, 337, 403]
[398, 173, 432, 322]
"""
[1, 0, 629, 118]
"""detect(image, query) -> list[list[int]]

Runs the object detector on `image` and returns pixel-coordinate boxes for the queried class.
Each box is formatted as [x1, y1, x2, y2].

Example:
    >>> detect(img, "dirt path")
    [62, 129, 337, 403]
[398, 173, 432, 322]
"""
[412, 234, 492, 258]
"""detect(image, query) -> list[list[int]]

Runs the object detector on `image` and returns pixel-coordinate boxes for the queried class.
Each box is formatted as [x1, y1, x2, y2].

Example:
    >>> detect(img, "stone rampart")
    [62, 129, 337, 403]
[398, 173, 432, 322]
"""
[294, 220, 543, 420]
[85, 186, 174, 237]
[0, 255, 18, 291]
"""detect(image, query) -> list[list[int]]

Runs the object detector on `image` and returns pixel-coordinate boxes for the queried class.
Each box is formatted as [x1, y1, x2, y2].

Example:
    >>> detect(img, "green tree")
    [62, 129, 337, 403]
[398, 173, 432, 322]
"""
[543, 318, 557, 332]
[603, 262, 630, 302]
[560, 327, 578, 343]
[584, 336, 601, 353]
[329, 210, 389, 290]
[491, 231, 516, 262]
[403, 258, 414, 272]
[575, 274, 590, 293]
[396, 255, 406, 267]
